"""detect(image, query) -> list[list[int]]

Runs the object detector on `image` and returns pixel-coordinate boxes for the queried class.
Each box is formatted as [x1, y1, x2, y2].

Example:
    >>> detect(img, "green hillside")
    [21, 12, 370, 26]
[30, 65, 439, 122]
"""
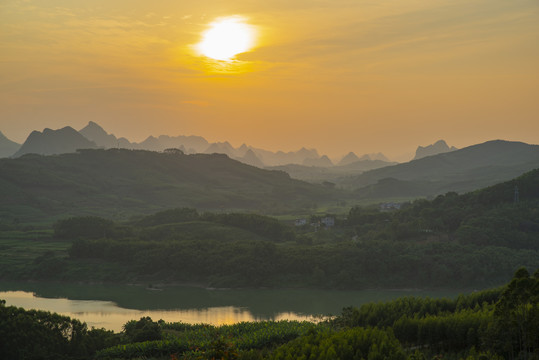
[1, 155, 539, 290]
[3, 168, 537, 289]
[0, 149, 344, 222]
[345, 140, 539, 198]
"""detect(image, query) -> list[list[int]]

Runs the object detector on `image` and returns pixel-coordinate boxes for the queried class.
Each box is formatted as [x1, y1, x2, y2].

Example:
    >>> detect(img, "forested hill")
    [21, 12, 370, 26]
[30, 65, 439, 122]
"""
[469, 164, 539, 204]
[345, 140, 539, 198]
[3, 167, 539, 288]
[0, 148, 343, 222]
[348, 166, 539, 250]
[398, 164, 539, 220]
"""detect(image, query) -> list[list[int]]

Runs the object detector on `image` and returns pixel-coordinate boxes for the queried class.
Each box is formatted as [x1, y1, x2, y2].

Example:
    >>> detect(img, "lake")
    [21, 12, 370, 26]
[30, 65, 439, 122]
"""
[0, 282, 467, 332]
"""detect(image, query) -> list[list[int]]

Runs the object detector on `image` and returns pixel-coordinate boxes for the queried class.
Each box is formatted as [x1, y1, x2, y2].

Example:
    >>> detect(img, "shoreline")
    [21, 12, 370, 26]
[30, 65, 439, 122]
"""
[0, 278, 484, 294]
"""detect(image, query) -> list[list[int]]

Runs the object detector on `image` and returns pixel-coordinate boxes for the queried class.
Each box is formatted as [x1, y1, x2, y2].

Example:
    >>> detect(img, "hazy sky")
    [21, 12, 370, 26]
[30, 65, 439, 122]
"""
[1, 0, 538, 160]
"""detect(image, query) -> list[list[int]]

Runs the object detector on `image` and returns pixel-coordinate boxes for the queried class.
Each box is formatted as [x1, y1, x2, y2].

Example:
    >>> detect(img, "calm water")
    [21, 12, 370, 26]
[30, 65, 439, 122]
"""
[0, 282, 467, 332]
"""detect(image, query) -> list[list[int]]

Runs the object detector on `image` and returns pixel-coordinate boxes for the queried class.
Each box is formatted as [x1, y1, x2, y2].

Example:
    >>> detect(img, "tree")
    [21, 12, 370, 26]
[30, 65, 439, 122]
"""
[493, 267, 539, 359]
[123, 317, 162, 343]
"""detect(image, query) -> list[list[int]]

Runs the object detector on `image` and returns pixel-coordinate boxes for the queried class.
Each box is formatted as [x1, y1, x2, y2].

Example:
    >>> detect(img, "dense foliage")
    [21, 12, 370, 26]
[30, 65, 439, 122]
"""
[331, 268, 539, 359]
[96, 320, 317, 360]
[271, 327, 406, 360]
[57, 193, 539, 288]
[18, 168, 524, 288]
[2, 270, 537, 359]
[2, 167, 539, 359]
[0, 300, 118, 360]
[2, 159, 539, 290]
[0, 148, 343, 222]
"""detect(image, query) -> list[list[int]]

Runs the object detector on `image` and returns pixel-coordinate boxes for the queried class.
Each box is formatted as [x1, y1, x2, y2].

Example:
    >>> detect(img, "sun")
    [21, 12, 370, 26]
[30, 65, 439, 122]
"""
[196, 17, 256, 61]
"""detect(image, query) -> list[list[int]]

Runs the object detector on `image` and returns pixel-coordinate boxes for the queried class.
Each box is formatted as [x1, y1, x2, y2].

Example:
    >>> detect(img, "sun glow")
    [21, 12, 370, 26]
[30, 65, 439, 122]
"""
[197, 17, 256, 61]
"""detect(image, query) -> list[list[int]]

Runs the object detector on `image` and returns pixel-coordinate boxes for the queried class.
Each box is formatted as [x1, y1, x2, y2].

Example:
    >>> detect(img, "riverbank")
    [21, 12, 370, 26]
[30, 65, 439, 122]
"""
[0, 281, 469, 332]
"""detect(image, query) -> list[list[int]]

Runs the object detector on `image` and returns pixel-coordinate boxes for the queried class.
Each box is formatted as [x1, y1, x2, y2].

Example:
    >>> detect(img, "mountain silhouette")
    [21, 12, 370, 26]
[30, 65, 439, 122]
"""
[237, 149, 265, 168]
[237, 144, 249, 157]
[156, 135, 209, 154]
[137, 135, 162, 151]
[414, 139, 457, 160]
[79, 121, 210, 153]
[346, 140, 539, 198]
[14, 121, 352, 167]
[360, 152, 390, 162]
[79, 121, 122, 148]
[247, 147, 318, 166]
[303, 155, 333, 167]
[338, 152, 390, 166]
[204, 141, 238, 158]
[0, 131, 20, 158]
[338, 152, 360, 166]
[137, 135, 209, 153]
[296, 147, 319, 160]
[76, 121, 335, 166]
[13, 126, 97, 157]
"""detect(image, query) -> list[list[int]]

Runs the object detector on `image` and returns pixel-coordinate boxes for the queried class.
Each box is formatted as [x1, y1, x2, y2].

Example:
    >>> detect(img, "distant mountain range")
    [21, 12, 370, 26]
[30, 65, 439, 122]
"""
[303, 155, 333, 167]
[1, 124, 539, 220]
[268, 159, 397, 184]
[4, 122, 391, 169]
[79, 121, 211, 154]
[12, 126, 97, 157]
[344, 140, 539, 199]
[0, 131, 20, 158]
[414, 139, 457, 160]
[337, 152, 389, 166]
[4, 123, 539, 202]
[79, 121, 132, 149]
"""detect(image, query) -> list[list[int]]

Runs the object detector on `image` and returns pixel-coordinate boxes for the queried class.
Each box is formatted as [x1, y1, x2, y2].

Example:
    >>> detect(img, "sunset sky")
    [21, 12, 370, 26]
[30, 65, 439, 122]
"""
[1, 0, 538, 160]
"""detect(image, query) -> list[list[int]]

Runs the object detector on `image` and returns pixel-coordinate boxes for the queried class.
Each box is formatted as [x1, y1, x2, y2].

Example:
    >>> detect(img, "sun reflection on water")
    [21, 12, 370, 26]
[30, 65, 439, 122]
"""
[0, 291, 314, 332]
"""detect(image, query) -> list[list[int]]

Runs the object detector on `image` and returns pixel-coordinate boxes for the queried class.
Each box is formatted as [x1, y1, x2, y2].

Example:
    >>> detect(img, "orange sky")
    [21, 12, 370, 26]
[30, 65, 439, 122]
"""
[1, 0, 538, 160]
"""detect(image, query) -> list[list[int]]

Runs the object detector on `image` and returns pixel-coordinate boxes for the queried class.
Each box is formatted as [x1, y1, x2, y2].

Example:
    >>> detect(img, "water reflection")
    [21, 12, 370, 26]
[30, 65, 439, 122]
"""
[0, 290, 314, 332]
[0, 282, 467, 332]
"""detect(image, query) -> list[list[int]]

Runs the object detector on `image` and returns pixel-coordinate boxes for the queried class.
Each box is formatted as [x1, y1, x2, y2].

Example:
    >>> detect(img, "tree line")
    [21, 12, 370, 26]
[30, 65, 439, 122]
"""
[45, 197, 539, 288]
[2, 268, 537, 359]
